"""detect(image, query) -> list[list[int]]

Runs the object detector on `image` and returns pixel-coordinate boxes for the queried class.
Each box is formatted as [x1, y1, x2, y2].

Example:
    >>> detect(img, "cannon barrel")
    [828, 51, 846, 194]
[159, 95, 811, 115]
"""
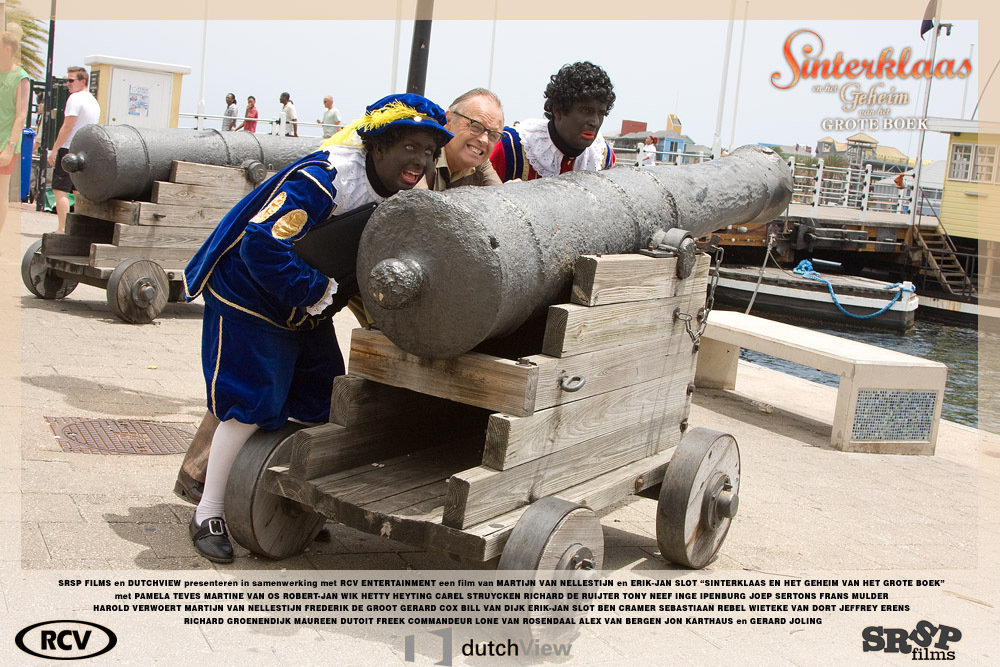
[62, 125, 322, 202]
[357, 144, 792, 359]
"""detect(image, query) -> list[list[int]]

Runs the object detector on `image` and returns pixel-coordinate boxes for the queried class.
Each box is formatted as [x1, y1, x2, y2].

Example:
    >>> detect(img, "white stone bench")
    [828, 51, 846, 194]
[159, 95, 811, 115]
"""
[694, 310, 947, 455]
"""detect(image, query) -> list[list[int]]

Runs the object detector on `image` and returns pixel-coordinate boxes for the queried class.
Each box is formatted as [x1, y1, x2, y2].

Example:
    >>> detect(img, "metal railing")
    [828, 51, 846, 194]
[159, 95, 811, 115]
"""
[177, 112, 342, 137]
[614, 147, 713, 166]
[786, 157, 941, 216]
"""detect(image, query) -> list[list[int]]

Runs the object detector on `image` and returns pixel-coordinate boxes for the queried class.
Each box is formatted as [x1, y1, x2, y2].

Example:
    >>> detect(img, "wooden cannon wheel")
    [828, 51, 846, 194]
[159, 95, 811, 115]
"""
[498, 496, 604, 572]
[656, 427, 740, 569]
[498, 497, 603, 643]
[20, 240, 78, 300]
[224, 422, 325, 560]
[106, 259, 169, 324]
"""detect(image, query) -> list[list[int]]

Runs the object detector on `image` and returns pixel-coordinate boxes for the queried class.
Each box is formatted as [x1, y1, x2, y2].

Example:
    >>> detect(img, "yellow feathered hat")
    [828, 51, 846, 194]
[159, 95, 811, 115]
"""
[322, 93, 452, 148]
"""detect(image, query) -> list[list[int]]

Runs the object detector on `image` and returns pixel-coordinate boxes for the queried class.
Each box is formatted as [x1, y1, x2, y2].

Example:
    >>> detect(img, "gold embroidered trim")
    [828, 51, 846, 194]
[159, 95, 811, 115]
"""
[300, 170, 335, 206]
[210, 315, 223, 415]
[250, 191, 287, 223]
[185, 231, 246, 299]
[271, 209, 308, 240]
[206, 286, 296, 331]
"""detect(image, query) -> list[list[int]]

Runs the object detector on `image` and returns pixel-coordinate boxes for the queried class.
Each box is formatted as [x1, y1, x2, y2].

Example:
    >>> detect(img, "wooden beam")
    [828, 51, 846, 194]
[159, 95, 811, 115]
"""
[329, 374, 480, 428]
[312, 440, 482, 508]
[444, 409, 685, 529]
[169, 161, 258, 192]
[64, 213, 115, 238]
[483, 369, 691, 470]
[138, 202, 230, 228]
[542, 291, 704, 357]
[348, 328, 540, 417]
[41, 233, 92, 257]
[525, 337, 697, 411]
[88, 243, 196, 270]
[151, 181, 246, 208]
[572, 253, 709, 306]
[469, 446, 673, 561]
[286, 393, 489, 481]
[268, 444, 481, 558]
[73, 195, 140, 225]
[112, 223, 212, 248]
[266, 437, 676, 563]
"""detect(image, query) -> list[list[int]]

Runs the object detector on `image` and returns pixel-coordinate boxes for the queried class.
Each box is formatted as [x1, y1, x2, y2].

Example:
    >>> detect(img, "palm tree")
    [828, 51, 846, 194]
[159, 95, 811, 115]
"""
[5, 0, 47, 80]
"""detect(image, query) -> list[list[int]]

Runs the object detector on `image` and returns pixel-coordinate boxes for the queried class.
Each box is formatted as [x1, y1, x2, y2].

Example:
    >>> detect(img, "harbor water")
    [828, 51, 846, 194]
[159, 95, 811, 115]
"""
[734, 312, 995, 433]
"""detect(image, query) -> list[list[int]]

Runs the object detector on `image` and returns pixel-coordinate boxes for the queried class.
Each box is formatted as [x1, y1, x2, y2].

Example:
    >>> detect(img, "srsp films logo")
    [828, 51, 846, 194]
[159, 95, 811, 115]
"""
[15, 620, 117, 660]
[862, 620, 961, 660]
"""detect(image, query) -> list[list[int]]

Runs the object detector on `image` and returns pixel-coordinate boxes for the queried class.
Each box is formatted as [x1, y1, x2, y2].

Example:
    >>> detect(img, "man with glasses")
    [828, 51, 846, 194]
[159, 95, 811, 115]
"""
[425, 88, 504, 190]
[47, 66, 101, 232]
[490, 61, 615, 182]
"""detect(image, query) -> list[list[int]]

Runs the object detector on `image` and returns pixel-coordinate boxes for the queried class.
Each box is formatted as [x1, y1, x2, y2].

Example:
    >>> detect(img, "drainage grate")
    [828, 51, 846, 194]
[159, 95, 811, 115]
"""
[45, 417, 195, 455]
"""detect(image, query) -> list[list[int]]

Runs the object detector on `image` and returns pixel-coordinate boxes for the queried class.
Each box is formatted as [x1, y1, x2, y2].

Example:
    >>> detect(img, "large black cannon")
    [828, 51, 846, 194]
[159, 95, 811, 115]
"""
[61, 125, 321, 202]
[357, 144, 792, 359]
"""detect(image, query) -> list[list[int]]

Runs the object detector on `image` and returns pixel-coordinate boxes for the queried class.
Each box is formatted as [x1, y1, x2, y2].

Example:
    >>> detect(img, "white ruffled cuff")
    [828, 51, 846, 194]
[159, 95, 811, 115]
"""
[306, 277, 339, 315]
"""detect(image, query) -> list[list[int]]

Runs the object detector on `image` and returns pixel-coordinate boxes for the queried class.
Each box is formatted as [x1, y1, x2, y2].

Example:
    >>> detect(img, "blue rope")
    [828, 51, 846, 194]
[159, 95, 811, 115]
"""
[792, 259, 914, 320]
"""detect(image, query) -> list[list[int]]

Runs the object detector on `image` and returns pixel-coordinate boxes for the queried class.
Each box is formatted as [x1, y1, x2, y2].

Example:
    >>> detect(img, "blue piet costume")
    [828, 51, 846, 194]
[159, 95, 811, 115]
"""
[184, 94, 451, 430]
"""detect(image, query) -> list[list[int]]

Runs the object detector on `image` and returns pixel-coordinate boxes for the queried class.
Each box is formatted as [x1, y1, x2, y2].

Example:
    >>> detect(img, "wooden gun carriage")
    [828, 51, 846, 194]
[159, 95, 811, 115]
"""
[19, 161, 269, 324]
[224, 251, 741, 572]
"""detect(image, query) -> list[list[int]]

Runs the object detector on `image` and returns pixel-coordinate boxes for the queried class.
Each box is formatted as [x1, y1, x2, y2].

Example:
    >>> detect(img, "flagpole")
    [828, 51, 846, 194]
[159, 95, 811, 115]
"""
[961, 43, 974, 118]
[487, 0, 498, 90]
[909, 0, 942, 227]
[196, 0, 208, 131]
[391, 0, 402, 92]
[728, 1, 750, 151]
[711, 0, 736, 159]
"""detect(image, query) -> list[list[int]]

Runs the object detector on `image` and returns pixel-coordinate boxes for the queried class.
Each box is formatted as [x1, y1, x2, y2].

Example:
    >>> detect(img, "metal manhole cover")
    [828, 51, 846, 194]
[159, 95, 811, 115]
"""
[45, 417, 195, 455]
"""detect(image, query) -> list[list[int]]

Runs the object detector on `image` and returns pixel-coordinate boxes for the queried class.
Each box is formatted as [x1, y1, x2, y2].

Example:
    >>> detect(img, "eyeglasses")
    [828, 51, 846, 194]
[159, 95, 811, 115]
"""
[451, 110, 503, 143]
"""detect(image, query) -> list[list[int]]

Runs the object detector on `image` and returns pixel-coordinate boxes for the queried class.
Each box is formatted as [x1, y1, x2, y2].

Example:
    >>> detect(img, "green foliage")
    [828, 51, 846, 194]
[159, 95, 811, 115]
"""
[822, 152, 848, 168]
[766, 144, 789, 160]
[6, 0, 47, 80]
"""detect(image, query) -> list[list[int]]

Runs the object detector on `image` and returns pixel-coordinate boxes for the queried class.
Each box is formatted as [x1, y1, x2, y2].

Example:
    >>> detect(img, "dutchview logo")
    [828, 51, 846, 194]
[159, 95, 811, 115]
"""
[15, 620, 117, 660]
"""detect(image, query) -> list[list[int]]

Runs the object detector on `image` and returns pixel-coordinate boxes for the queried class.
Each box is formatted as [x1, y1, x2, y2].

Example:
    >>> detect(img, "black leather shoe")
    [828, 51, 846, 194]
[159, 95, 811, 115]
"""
[174, 469, 204, 505]
[190, 516, 234, 564]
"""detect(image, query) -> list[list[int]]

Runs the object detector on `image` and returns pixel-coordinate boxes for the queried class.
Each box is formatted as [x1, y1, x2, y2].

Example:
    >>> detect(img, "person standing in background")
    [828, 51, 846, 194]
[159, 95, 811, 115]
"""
[47, 65, 100, 233]
[222, 92, 238, 131]
[278, 92, 297, 137]
[317, 96, 342, 138]
[233, 95, 258, 133]
[0, 23, 29, 237]
[637, 135, 658, 167]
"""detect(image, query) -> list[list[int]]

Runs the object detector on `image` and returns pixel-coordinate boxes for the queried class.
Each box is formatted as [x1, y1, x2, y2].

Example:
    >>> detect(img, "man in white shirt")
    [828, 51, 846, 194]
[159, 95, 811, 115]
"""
[317, 96, 342, 138]
[278, 92, 297, 137]
[47, 66, 101, 232]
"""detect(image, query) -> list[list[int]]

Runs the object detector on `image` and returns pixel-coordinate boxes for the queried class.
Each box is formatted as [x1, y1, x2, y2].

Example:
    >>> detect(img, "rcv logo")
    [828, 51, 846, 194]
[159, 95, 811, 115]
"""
[15, 620, 117, 660]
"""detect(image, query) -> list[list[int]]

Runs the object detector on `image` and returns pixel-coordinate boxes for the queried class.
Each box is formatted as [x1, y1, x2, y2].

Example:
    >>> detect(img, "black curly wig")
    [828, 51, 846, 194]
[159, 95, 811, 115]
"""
[543, 61, 616, 120]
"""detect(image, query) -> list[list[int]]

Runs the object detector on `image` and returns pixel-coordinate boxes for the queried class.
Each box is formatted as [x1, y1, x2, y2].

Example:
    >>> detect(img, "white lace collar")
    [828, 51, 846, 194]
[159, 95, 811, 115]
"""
[517, 117, 606, 178]
[325, 146, 384, 211]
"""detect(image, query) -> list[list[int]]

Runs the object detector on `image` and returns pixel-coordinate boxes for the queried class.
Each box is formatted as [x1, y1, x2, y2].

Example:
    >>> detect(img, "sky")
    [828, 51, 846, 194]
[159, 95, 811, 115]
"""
[41, 17, 984, 163]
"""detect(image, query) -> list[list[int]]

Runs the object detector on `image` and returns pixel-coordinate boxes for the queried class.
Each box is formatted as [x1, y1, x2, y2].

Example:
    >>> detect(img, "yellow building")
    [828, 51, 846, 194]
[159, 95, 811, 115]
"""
[926, 117, 1000, 291]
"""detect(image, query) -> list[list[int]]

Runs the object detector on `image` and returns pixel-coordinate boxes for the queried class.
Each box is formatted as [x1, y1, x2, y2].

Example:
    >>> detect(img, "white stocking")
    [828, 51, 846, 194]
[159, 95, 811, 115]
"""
[195, 419, 259, 525]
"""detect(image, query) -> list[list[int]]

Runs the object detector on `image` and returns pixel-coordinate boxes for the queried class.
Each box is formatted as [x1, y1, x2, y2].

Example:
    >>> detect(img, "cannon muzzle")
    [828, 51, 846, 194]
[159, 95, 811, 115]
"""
[357, 145, 792, 359]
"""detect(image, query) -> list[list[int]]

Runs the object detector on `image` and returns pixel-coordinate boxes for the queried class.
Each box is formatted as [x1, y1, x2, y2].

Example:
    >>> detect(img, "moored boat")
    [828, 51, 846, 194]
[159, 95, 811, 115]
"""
[711, 264, 918, 332]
